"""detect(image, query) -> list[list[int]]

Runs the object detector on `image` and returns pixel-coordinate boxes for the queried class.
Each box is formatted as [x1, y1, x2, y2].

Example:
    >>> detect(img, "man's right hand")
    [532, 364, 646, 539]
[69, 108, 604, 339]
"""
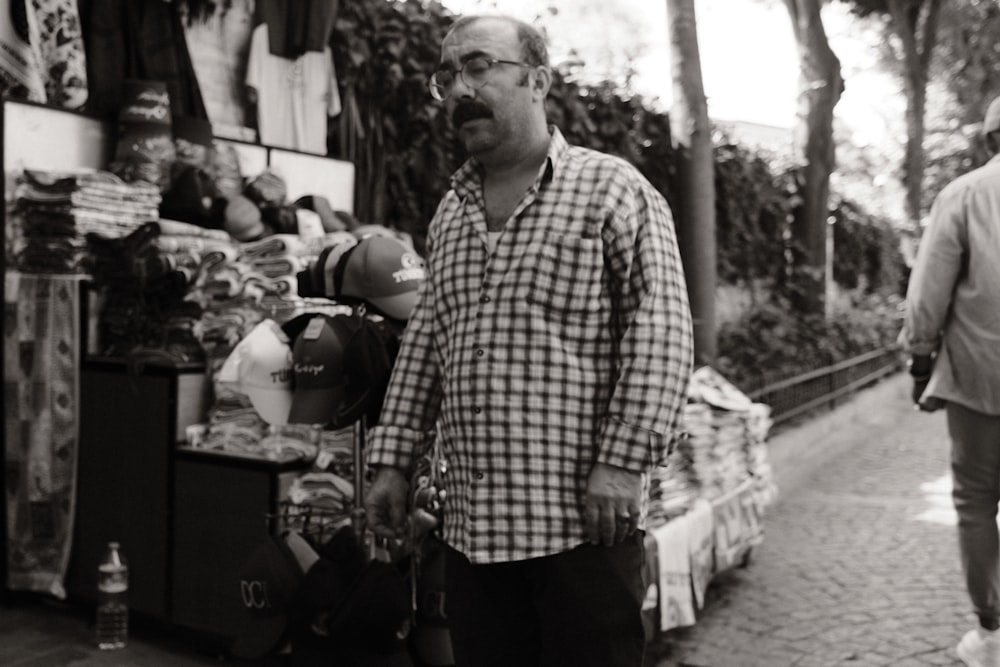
[911, 373, 931, 406]
[364, 466, 410, 539]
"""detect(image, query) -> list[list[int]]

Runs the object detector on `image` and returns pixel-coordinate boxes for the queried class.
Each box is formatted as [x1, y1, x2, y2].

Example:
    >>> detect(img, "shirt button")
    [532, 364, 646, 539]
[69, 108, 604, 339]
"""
[475, 471, 485, 480]
[479, 295, 491, 304]
[476, 349, 485, 357]
[473, 406, 482, 415]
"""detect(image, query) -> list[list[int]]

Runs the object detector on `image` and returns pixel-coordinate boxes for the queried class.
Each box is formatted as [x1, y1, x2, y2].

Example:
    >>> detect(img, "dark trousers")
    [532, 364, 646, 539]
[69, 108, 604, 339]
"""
[442, 532, 646, 667]
[948, 402, 1000, 627]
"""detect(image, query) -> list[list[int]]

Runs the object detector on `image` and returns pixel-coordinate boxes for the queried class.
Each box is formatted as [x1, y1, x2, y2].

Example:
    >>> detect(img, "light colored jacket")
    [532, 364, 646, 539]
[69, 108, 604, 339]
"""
[899, 154, 1000, 415]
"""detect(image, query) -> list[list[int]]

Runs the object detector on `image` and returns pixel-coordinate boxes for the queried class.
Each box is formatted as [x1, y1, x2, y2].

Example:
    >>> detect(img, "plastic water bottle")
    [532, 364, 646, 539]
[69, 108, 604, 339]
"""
[96, 541, 129, 650]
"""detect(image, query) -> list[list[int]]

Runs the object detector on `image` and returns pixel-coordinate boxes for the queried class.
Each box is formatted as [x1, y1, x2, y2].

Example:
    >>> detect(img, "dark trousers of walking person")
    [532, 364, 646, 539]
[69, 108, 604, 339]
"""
[950, 403, 1000, 630]
[442, 532, 646, 667]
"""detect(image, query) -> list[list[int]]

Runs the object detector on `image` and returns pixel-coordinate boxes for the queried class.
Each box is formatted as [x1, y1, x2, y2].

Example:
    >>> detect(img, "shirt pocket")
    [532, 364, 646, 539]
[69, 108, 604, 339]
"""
[524, 236, 604, 316]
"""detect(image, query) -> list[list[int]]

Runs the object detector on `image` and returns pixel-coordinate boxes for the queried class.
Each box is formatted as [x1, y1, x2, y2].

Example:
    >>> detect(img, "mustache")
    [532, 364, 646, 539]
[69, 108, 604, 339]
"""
[452, 102, 493, 128]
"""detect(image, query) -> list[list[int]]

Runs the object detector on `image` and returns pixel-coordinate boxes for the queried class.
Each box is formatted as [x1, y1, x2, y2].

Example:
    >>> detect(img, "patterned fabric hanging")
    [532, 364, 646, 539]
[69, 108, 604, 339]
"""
[25, 0, 89, 108]
[4, 272, 82, 598]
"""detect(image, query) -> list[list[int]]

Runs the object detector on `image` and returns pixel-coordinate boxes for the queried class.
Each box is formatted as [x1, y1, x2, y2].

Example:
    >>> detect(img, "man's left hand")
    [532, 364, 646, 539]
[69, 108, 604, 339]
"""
[584, 463, 642, 546]
[908, 354, 943, 412]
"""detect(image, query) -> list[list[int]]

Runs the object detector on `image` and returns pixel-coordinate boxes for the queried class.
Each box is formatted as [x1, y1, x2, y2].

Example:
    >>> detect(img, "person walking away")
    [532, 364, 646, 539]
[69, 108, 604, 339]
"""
[363, 14, 693, 667]
[900, 95, 1000, 667]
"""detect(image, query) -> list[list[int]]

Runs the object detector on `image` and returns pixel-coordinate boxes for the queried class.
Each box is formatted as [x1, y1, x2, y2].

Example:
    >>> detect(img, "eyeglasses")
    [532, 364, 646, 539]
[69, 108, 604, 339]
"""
[429, 57, 533, 101]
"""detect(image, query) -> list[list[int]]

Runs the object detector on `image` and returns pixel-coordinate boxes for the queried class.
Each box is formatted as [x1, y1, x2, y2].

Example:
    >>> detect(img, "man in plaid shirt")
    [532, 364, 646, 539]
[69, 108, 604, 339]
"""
[364, 14, 693, 666]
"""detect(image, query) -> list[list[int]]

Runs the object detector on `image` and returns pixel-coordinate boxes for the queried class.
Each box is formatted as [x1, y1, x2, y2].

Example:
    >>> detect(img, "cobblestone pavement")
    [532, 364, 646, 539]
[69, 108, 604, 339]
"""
[645, 373, 974, 667]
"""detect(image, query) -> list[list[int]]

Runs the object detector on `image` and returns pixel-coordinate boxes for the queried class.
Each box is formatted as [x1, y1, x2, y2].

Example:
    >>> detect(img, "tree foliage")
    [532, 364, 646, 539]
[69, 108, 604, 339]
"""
[921, 0, 1000, 206]
[713, 141, 795, 289]
[840, 0, 943, 228]
[715, 289, 903, 390]
[331, 0, 459, 254]
[328, 0, 684, 251]
[931, 0, 1000, 128]
[326, 0, 902, 285]
[324, 0, 905, 387]
[829, 194, 907, 295]
[843, 0, 1000, 223]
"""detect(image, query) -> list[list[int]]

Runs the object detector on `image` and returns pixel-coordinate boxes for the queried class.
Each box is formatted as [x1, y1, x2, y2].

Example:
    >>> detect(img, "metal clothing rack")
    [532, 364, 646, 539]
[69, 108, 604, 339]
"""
[352, 413, 369, 545]
[267, 417, 370, 552]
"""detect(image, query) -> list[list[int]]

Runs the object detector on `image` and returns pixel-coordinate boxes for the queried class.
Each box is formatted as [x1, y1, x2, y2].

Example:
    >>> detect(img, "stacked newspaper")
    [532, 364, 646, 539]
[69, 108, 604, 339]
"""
[648, 367, 776, 527]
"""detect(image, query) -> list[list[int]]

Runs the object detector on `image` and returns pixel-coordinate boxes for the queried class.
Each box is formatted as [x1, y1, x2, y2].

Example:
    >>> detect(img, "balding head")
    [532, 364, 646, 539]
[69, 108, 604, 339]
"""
[446, 15, 549, 70]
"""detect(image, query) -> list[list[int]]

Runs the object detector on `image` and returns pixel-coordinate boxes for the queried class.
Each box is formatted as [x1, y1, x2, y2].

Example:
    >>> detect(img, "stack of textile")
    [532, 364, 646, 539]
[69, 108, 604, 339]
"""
[283, 425, 358, 531]
[85, 219, 234, 361]
[193, 249, 346, 462]
[237, 233, 308, 306]
[193, 232, 347, 386]
[10, 169, 160, 273]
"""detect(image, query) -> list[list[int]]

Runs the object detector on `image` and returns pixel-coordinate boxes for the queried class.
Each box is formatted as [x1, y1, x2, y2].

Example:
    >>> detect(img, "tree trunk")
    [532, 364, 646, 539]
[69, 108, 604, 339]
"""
[887, 0, 942, 228]
[784, 0, 843, 315]
[902, 68, 926, 226]
[666, 0, 717, 365]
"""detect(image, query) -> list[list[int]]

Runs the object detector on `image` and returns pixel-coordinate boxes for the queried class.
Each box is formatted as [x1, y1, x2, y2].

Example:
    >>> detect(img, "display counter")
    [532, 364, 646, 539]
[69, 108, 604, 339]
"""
[171, 447, 308, 640]
[66, 358, 209, 619]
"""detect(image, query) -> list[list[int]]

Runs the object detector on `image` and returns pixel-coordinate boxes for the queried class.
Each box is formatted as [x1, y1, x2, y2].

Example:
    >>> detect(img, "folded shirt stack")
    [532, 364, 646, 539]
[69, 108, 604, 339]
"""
[11, 169, 160, 274]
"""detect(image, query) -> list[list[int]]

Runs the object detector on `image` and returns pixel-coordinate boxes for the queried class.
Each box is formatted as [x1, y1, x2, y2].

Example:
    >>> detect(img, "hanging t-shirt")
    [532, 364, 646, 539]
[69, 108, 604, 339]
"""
[246, 23, 341, 155]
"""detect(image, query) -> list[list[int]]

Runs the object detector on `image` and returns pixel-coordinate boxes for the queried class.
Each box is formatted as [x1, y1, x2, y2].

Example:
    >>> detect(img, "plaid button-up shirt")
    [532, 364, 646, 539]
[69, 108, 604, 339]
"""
[368, 127, 693, 563]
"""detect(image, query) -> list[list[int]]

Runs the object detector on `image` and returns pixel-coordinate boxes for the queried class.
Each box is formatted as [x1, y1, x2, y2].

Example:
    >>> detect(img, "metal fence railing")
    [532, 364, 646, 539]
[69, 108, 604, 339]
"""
[745, 347, 904, 426]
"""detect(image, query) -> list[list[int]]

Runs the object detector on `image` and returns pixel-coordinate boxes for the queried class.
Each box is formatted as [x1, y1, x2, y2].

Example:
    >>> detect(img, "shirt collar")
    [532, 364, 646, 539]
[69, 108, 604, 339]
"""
[450, 125, 569, 200]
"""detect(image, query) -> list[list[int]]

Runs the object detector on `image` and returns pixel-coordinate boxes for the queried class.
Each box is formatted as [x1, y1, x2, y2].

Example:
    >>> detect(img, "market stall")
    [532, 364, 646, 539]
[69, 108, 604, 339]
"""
[0, 94, 362, 624]
[1, 2, 777, 663]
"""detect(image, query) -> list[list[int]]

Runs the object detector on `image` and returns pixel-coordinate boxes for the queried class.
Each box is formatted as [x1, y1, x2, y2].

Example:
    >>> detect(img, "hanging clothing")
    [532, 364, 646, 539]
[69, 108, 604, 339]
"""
[0, 0, 45, 101]
[246, 23, 340, 155]
[4, 273, 84, 599]
[256, 0, 338, 59]
[24, 0, 88, 108]
[83, 0, 208, 120]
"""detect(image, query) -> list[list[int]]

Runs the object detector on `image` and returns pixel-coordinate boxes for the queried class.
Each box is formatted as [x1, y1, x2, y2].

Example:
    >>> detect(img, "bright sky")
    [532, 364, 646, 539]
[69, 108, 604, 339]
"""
[439, 0, 901, 144]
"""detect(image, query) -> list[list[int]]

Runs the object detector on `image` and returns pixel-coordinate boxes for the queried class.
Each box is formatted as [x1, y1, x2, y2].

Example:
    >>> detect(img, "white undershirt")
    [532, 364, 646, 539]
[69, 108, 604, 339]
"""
[486, 231, 502, 254]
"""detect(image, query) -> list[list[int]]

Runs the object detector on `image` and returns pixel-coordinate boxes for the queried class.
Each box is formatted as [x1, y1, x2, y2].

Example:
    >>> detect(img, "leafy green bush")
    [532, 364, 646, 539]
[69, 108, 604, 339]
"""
[715, 291, 903, 392]
[331, 0, 459, 254]
[548, 78, 679, 211]
[830, 195, 908, 296]
[713, 142, 795, 286]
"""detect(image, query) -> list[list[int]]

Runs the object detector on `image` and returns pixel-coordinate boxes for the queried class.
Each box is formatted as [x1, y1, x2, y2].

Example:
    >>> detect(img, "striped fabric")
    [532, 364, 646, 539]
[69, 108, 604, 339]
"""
[368, 127, 693, 563]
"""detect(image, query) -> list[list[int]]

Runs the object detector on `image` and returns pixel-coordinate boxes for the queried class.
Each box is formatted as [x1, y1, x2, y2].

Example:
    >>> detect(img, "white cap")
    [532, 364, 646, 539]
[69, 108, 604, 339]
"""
[217, 320, 294, 425]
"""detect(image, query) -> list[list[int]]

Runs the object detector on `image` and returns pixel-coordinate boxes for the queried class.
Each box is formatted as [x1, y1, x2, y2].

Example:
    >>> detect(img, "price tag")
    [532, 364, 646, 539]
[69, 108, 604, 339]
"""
[303, 316, 326, 340]
[315, 449, 333, 470]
